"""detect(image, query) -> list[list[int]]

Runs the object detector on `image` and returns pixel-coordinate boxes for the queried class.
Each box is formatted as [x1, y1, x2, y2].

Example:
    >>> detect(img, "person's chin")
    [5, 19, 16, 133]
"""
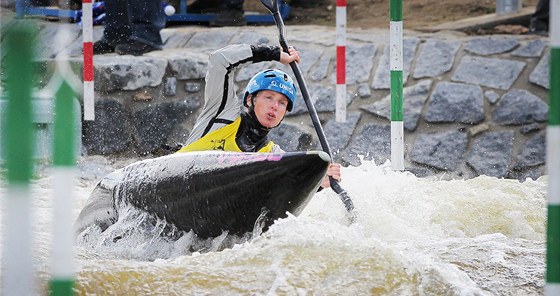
[259, 117, 276, 128]
[265, 120, 279, 128]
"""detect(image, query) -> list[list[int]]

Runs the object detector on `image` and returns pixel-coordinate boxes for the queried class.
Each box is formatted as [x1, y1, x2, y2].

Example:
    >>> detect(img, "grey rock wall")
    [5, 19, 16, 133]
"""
[9, 23, 552, 181]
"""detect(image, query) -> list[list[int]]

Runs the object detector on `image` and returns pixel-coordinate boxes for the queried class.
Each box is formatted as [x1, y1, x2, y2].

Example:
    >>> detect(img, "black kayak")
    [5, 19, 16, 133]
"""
[75, 150, 330, 239]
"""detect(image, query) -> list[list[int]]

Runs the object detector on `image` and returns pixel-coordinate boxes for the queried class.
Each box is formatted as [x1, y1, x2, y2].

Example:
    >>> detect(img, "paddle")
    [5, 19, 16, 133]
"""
[260, 0, 356, 219]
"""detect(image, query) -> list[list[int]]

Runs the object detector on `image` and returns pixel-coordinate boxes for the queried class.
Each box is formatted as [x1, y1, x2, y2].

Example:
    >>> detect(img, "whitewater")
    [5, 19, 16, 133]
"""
[0, 155, 547, 295]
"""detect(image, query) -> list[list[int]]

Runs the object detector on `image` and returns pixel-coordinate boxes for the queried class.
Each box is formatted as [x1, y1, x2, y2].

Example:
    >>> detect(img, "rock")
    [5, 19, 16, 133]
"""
[131, 99, 202, 154]
[148, 49, 208, 80]
[231, 31, 269, 45]
[164, 77, 177, 96]
[269, 123, 314, 152]
[272, 47, 323, 78]
[514, 166, 545, 182]
[82, 100, 132, 155]
[323, 112, 362, 159]
[236, 62, 276, 82]
[413, 39, 461, 79]
[357, 83, 371, 98]
[361, 79, 432, 131]
[424, 81, 484, 124]
[346, 44, 377, 85]
[93, 55, 168, 92]
[491, 89, 548, 125]
[520, 123, 541, 135]
[406, 166, 433, 178]
[410, 130, 468, 171]
[295, 47, 323, 75]
[161, 28, 194, 49]
[512, 39, 546, 58]
[484, 90, 500, 104]
[514, 131, 546, 170]
[464, 36, 519, 55]
[289, 83, 354, 115]
[185, 82, 202, 93]
[186, 30, 233, 50]
[314, 86, 354, 113]
[452, 56, 525, 90]
[310, 53, 331, 82]
[165, 125, 191, 149]
[467, 130, 514, 178]
[341, 124, 391, 166]
[529, 51, 549, 89]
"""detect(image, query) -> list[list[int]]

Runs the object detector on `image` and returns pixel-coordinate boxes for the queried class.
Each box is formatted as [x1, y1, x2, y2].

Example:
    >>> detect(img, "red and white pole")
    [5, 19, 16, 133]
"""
[335, 0, 346, 122]
[82, 0, 95, 120]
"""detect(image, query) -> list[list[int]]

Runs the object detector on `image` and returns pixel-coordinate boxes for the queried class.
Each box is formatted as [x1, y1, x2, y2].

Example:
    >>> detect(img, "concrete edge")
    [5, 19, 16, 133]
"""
[419, 6, 535, 33]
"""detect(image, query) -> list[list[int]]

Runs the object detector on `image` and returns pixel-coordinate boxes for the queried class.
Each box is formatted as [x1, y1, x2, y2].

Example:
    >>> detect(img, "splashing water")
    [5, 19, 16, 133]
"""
[0, 156, 547, 295]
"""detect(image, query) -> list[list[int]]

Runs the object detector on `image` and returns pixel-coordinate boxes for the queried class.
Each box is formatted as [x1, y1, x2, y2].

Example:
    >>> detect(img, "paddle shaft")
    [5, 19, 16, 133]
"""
[262, 0, 355, 213]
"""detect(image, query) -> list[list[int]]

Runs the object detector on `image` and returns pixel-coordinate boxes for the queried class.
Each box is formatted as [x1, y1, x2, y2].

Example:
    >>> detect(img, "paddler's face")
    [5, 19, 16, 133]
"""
[248, 90, 289, 128]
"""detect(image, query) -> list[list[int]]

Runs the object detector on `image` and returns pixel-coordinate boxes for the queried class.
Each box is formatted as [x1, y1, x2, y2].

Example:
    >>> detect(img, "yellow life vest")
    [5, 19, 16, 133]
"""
[177, 117, 275, 153]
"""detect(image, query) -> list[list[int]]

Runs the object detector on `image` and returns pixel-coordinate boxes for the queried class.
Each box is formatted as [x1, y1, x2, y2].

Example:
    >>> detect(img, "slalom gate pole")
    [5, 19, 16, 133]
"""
[82, 0, 95, 120]
[389, 0, 404, 171]
[48, 6, 78, 295]
[2, 22, 36, 296]
[335, 0, 346, 122]
[546, 0, 560, 294]
[49, 80, 77, 295]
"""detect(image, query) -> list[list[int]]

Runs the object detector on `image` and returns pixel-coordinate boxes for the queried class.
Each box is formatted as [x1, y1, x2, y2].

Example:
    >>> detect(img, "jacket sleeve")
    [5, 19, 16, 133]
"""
[184, 44, 281, 145]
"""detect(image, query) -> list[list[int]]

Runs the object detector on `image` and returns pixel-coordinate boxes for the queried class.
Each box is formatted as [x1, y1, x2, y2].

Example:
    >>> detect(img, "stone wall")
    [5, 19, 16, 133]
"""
[20, 22, 552, 181]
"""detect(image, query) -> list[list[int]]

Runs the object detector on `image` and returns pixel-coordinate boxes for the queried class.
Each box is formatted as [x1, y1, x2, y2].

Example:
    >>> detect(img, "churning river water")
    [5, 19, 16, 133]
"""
[0, 155, 547, 295]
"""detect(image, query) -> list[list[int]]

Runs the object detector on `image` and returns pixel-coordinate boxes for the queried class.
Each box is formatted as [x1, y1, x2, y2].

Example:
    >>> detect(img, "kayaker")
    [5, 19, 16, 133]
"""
[177, 43, 341, 189]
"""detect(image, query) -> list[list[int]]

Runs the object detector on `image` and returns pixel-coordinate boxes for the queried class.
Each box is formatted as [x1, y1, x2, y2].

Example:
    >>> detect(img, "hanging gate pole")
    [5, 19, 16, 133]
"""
[2, 22, 36, 296]
[82, 0, 95, 120]
[336, 0, 347, 123]
[546, 0, 560, 294]
[390, 0, 404, 171]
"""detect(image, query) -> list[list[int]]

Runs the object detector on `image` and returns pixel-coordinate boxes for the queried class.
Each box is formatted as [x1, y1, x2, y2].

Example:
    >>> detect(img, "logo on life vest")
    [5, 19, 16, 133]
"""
[211, 139, 226, 151]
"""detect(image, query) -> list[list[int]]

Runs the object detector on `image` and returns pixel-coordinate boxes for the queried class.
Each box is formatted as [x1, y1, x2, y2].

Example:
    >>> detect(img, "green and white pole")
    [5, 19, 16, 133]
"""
[546, 0, 560, 295]
[390, 0, 404, 171]
[2, 22, 36, 296]
[48, 11, 78, 295]
[49, 81, 77, 296]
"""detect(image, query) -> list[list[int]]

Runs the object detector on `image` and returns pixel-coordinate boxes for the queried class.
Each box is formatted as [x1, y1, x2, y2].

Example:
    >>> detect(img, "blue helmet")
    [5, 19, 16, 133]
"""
[243, 69, 297, 112]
